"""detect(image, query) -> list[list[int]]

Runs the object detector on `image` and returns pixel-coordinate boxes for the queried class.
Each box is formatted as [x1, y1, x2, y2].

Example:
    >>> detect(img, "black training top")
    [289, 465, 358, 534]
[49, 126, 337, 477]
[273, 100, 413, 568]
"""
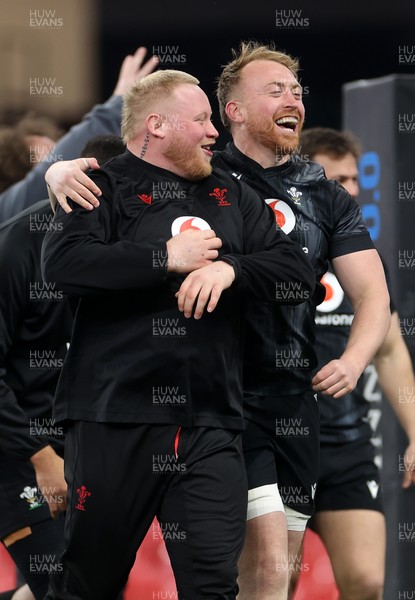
[42, 150, 315, 429]
[0, 200, 73, 461]
[213, 143, 374, 398]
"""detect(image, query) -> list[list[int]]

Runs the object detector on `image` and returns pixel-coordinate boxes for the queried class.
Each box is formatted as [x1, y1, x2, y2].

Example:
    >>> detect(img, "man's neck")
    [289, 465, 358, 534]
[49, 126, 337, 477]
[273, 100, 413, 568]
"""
[231, 135, 291, 169]
[128, 141, 183, 177]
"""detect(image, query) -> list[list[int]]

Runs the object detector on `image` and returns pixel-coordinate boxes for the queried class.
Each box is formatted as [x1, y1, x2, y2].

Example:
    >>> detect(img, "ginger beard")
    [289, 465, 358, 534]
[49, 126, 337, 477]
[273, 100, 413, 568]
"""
[245, 109, 303, 159]
[163, 130, 213, 181]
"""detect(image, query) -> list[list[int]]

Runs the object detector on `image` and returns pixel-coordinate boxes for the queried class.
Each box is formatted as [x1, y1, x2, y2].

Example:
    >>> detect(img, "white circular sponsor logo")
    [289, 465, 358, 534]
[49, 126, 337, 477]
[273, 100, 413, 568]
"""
[265, 199, 296, 234]
[317, 272, 344, 312]
[171, 216, 211, 237]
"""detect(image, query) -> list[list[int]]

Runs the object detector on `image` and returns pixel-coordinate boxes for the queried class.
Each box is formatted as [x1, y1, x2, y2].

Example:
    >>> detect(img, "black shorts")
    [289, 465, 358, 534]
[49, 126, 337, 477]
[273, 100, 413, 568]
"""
[3, 516, 65, 600]
[46, 422, 247, 600]
[0, 454, 53, 539]
[242, 390, 320, 517]
[313, 437, 383, 513]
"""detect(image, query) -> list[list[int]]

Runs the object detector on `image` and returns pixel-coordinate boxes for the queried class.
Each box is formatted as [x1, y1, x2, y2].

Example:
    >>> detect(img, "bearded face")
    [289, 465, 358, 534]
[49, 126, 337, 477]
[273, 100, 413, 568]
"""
[230, 60, 306, 162]
[244, 106, 303, 157]
[159, 85, 218, 181]
[163, 129, 213, 181]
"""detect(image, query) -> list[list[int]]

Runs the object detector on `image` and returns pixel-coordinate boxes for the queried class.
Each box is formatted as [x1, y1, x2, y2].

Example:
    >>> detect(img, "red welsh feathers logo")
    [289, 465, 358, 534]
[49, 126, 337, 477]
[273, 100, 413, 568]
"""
[75, 485, 91, 511]
[209, 188, 231, 206]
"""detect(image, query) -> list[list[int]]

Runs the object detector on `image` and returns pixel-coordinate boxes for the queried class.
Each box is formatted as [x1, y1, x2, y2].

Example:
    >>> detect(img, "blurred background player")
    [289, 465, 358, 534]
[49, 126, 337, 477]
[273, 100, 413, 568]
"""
[288, 127, 415, 600]
[0, 135, 125, 600]
[0, 46, 157, 223]
[0, 113, 62, 193]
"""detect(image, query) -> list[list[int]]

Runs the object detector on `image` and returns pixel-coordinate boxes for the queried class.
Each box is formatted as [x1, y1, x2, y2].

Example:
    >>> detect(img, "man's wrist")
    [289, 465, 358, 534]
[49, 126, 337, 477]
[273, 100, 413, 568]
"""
[220, 256, 239, 283]
[30, 444, 55, 467]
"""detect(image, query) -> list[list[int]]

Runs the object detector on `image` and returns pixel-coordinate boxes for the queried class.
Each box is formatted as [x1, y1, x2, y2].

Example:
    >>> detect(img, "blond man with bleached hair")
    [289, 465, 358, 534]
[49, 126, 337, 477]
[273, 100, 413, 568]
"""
[122, 70, 199, 142]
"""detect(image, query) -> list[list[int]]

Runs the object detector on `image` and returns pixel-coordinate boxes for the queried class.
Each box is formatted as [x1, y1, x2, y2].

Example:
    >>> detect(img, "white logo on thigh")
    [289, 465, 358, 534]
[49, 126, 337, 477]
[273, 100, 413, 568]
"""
[366, 480, 379, 499]
[20, 486, 43, 510]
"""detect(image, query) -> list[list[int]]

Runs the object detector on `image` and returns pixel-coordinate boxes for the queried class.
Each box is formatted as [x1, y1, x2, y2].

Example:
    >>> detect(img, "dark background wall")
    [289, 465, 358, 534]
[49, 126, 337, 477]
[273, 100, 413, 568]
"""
[99, 0, 415, 148]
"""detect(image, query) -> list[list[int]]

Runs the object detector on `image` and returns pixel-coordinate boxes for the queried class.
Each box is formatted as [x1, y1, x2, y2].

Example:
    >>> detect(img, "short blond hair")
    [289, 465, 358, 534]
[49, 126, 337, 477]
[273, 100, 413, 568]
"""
[217, 41, 300, 130]
[121, 70, 200, 143]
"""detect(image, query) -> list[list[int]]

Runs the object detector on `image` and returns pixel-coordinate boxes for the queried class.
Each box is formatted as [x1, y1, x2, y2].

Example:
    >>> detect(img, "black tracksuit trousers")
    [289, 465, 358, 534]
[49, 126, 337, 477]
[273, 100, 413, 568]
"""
[44, 422, 247, 600]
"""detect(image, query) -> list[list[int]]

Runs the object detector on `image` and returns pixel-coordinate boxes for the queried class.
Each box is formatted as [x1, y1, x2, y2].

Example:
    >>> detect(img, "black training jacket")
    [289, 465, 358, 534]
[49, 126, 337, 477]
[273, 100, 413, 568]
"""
[42, 150, 315, 429]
